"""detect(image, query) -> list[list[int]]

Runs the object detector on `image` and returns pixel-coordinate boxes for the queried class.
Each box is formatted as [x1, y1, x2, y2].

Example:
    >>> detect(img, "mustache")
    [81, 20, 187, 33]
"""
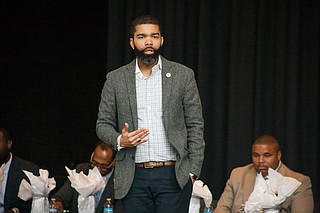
[143, 47, 155, 51]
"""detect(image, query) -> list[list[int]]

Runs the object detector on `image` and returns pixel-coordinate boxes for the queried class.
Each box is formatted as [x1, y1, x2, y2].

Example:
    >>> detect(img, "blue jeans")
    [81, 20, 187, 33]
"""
[122, 166, 192, 213]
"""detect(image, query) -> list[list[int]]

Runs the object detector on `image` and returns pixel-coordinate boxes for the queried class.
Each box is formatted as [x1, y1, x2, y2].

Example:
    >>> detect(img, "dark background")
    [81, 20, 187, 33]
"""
[1, 0, 319, 211]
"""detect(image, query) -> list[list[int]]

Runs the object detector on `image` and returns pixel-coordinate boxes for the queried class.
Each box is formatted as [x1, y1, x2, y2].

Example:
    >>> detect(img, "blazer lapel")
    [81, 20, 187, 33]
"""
[161, 57, 173, 122]
[124, 60, 138, 130]
[277, 163, 286, 176]
[4, 156, 18, 210]
[243, 167, 256, 202]
[96, 173, 114, 212]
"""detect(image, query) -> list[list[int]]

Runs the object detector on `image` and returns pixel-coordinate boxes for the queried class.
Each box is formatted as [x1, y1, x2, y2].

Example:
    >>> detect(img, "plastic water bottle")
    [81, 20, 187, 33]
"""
[48, 198, 58, 212]
[103, 198, 114, 213]
[203, 206, 214, 213]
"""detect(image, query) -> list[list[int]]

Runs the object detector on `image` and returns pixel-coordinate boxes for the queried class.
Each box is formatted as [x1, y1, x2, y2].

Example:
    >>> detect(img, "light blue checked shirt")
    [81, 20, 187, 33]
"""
[134, 57, 177, 163]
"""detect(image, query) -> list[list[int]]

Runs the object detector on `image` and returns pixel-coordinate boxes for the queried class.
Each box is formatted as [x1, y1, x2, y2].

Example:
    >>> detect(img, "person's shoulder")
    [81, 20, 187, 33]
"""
[231, 164, 254, 176]
[161, 56, 193, 73]
[107, 59, 135, 76]
[281, 163, 310, 181]
[75, 162, 91, 173]
[12, 155, 40, 174]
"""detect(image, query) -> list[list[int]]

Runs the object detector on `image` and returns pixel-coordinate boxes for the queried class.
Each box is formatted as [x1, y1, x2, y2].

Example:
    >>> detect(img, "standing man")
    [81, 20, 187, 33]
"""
[52, 141, 123, 213]
[96, 15, 205, 213]
[215, 134, 314, 213]
[0, 127, 40, 213]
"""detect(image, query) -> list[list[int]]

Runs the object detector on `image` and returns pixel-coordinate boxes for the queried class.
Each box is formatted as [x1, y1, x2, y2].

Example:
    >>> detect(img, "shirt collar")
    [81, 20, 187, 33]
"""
[4, 153, 13, 175]
[275, 160, 281, 171]
[102, 168, 113, 182]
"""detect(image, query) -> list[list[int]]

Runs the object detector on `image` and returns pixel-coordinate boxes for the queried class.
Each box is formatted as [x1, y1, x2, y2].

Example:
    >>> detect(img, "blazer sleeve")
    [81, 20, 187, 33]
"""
[182, 69, 205, 176]
[5, 156, 40, 213]
[96, 70, 125, 148]
[215, 170, 237, 213]
[52, 178, 75, 210]
[52, 163, 89, 210]
[290, 175, 314, 213]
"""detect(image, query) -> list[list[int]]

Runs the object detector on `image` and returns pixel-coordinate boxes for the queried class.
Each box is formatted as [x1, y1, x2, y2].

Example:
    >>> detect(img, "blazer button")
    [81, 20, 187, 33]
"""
[132, 156, 135, 160]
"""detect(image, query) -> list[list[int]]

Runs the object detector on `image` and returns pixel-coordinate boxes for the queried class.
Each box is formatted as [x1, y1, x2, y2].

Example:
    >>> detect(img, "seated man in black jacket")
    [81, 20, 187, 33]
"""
[52, 140, 123, 213]
[0, 127, 40, 213]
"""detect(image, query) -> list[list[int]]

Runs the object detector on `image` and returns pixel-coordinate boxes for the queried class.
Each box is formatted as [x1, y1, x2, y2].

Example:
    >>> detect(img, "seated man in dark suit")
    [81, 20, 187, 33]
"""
[0, 127, 40, 213]
[52, 140, 123, 213]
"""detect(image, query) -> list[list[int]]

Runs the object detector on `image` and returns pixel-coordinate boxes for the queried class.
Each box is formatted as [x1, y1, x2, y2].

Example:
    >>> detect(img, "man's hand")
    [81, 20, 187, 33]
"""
[55, 200, 64, 211]
[120, 123, 149, 147]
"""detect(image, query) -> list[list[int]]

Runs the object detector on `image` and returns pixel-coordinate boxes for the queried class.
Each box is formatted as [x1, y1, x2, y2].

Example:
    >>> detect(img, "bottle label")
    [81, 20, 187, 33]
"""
[104, 207, 114, 212]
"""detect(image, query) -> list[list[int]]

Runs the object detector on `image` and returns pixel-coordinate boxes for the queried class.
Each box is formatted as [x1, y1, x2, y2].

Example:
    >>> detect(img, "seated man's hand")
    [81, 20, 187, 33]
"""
[55, 200, 64, 211]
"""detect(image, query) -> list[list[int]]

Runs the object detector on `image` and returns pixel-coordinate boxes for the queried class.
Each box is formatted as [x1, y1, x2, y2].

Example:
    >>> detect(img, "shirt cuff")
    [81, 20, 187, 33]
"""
[117, 135, 124, 151]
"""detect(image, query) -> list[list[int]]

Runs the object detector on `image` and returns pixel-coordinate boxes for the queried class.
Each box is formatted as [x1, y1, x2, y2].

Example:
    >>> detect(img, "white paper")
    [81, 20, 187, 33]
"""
[18, 169, 56, 213]
[78, 195, 95, 213]
[244, 168, 301, 213]
[192, 180, 213, 207]
[65, 166, 105, 213]
[18, 179, 33, 201]
[189, 196, 201, 213]
[189, 179, 213, 213]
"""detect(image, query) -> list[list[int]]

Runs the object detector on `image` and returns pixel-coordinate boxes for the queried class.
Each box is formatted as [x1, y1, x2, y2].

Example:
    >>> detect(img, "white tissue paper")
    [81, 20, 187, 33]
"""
[189, 179, 213, 213]
[244, 168, 301, 213]
[65, 166, 105, 213]
[18, 169, 56, 213]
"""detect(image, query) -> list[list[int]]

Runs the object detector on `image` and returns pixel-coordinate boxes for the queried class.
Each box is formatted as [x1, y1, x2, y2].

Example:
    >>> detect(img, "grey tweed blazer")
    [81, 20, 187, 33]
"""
[96, 56, 205, 199]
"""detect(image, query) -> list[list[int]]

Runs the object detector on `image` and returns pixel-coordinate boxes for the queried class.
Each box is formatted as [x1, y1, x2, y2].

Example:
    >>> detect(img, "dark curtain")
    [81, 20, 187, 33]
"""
[1, 0, 319, 210]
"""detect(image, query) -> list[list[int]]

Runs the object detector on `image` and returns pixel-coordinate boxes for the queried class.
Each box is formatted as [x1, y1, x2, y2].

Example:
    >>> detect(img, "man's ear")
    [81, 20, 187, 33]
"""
[7, 139, 13, 149]
[130, 38, 134, 50]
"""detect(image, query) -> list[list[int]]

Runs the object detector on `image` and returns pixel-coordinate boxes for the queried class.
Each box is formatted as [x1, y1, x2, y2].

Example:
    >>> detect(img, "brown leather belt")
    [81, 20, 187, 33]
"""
[136, 161, 176, 169]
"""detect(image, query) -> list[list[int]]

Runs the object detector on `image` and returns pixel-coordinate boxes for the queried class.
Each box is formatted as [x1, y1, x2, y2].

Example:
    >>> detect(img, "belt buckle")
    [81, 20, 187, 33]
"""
[144, 162, 154, 169]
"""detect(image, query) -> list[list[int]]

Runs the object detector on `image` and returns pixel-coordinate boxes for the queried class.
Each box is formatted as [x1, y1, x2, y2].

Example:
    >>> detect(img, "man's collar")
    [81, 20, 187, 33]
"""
[102, 168, 113, 181]
[4, 153, 13, 175]
[275, 160, 282, 171]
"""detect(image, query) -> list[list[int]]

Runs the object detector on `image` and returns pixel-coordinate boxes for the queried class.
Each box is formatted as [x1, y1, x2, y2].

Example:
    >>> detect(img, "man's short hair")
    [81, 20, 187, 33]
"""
[252, 134, 280, 152]
[130, 15, 163, 38]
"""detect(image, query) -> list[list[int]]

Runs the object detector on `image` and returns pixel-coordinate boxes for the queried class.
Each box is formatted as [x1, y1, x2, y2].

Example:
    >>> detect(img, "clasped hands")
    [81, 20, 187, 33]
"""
[120, 122, 149, 148]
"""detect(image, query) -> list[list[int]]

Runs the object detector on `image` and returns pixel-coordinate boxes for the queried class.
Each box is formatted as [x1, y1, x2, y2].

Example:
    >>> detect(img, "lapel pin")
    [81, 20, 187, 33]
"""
[166, 73, 171, 78]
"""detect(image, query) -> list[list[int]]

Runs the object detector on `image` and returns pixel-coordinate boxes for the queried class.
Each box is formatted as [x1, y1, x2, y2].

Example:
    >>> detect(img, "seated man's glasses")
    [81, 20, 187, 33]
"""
[90, 154, 115, 172]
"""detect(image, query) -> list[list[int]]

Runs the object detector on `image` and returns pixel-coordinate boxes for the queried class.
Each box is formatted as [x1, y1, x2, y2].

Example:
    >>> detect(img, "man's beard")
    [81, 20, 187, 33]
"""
[0, 148, 10, 165]
[134, 45, 162, 65]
